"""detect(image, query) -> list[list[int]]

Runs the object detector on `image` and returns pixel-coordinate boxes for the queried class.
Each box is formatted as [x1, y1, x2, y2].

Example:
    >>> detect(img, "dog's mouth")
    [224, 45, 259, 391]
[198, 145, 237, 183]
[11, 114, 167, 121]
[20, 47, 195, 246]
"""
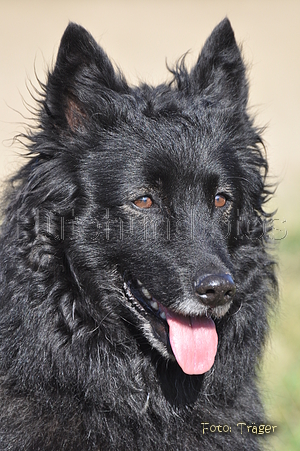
[123, 276, 218, 375]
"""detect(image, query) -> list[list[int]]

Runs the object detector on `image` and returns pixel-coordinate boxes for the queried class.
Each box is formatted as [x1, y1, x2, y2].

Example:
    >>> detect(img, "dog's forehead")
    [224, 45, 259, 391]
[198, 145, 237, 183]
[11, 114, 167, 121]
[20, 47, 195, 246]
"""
[99, 105, 242, 195]
[118, 139, 236, 205]
[135, 115, 238, 180]
[125, 105, 232, 150]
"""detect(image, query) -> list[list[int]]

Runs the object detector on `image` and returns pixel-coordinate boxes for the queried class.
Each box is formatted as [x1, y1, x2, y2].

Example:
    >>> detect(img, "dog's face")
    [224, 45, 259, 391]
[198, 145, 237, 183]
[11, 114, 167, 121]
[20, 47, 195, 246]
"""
[76, 116, 241, 374]
[40, 19, 269, 376]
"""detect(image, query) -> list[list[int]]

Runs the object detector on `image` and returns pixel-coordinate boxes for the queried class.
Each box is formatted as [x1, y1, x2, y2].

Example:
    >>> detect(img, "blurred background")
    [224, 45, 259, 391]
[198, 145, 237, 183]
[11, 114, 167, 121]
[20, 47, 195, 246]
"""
[0, 1, 299, 449]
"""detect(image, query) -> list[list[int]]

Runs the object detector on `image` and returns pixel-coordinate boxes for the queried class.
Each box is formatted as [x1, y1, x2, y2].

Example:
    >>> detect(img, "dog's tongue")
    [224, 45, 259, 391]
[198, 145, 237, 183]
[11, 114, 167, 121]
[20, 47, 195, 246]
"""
[164, 311, 218, 375]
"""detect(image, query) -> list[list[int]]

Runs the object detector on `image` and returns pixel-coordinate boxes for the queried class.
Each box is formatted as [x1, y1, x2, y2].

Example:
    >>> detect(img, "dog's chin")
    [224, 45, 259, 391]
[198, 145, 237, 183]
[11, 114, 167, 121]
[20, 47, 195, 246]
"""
[122, 275, 232, 367]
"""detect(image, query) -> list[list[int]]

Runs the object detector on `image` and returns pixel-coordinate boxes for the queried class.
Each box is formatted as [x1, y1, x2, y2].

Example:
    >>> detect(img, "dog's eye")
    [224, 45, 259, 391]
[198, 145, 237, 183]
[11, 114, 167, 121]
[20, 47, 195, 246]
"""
[134, 196, 153, 209]
[214, 194, 227, 208]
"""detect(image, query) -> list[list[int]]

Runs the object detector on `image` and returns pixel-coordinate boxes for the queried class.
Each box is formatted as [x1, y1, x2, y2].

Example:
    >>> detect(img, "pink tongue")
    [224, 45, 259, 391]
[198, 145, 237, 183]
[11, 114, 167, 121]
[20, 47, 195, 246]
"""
[165, 311, 218, 375]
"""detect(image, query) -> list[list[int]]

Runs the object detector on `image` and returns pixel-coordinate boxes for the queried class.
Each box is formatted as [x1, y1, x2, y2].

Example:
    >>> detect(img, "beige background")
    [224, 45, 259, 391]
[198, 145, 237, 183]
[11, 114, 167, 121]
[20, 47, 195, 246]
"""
[1, 0, 300, 448]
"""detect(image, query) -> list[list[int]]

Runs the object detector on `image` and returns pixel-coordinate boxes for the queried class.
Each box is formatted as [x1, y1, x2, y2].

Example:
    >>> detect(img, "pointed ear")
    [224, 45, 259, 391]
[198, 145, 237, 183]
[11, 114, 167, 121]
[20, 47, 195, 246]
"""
[190, 18, 248, 107]
[45, 23, 128, 132]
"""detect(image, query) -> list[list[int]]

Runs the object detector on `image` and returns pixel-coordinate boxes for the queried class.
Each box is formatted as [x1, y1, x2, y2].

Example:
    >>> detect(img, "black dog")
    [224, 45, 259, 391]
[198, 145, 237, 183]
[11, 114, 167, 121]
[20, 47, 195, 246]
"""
[0, 19, 276, 450]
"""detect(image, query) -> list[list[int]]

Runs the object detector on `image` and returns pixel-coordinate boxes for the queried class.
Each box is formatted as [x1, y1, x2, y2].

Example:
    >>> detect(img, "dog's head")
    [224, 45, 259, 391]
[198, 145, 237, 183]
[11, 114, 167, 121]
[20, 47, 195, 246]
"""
[24, 19, 274, 378]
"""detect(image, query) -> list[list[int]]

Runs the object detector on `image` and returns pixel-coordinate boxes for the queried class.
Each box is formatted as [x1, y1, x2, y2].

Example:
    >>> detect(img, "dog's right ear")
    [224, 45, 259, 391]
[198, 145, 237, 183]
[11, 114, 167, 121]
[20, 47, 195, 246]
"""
[44, 23, 129, 132]
[190, 18, 248, 108]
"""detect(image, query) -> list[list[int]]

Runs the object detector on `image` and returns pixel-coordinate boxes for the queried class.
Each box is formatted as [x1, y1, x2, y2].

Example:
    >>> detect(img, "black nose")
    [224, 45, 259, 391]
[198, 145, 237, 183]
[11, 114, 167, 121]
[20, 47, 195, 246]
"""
[194, 273, 236, 308]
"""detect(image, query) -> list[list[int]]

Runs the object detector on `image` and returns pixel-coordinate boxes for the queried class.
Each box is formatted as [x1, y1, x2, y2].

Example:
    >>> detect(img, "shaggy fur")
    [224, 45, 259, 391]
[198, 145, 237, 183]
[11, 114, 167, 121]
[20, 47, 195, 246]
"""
[0, 19, 276, 450]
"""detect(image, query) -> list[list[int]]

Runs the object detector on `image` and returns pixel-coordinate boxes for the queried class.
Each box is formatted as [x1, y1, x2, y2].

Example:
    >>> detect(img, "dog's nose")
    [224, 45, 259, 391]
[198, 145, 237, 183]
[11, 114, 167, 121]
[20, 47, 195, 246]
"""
[194, 273, 236, 308]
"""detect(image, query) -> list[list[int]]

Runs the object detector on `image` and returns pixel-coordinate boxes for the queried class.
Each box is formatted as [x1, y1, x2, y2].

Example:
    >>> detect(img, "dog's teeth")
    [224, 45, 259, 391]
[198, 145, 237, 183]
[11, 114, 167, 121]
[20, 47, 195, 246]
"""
[160, 311, 166, 320]
[150, 301, 159, 310]
[141, 287, 152, 300]
[136, 279, 143, 287]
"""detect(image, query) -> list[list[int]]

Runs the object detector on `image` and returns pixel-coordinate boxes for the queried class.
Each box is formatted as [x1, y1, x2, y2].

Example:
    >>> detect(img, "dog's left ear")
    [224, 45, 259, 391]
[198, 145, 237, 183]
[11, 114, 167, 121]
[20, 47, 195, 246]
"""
[190, 18, 248, 108]
[45, 23, 129, 133]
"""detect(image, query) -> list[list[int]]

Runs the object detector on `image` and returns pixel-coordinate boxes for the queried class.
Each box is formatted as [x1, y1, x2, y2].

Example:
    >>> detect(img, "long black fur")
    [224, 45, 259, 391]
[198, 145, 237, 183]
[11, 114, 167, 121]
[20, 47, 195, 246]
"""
[0, 19, 277, 450]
